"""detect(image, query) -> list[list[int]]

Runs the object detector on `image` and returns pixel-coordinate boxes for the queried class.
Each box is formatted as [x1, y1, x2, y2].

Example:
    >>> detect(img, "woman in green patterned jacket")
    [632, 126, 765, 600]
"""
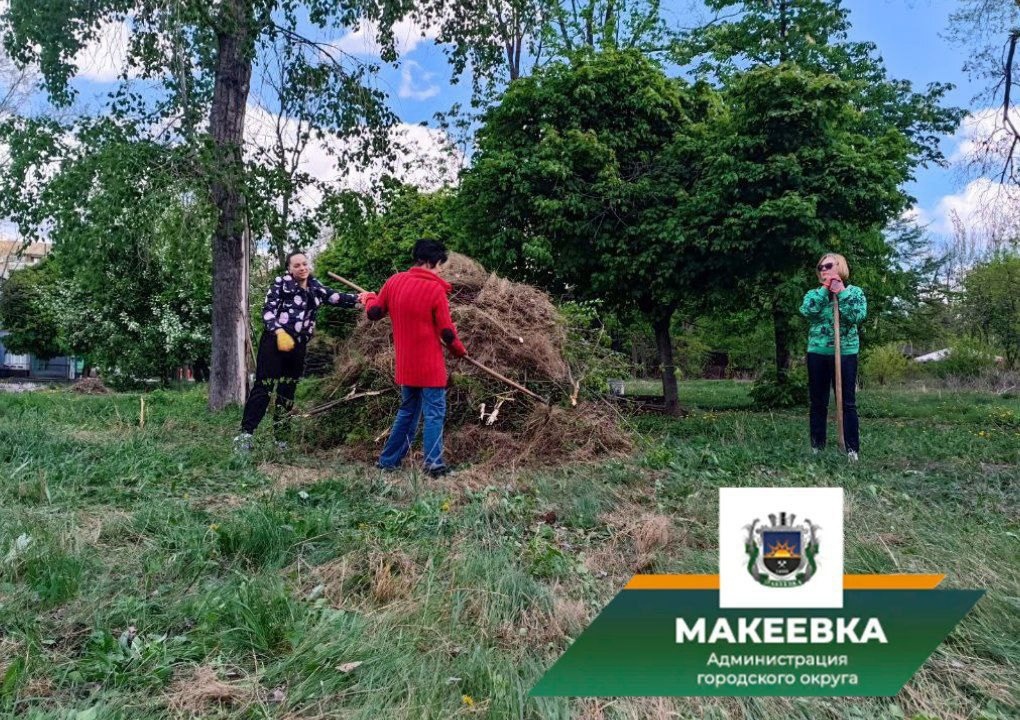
[799, 253, 867, 461]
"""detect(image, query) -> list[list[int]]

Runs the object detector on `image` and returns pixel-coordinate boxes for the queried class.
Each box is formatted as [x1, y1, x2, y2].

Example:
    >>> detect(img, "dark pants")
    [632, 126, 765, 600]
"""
[378, 386, 447, 471]
[807, 352, 860, 453]
[240, 333, 307, 435]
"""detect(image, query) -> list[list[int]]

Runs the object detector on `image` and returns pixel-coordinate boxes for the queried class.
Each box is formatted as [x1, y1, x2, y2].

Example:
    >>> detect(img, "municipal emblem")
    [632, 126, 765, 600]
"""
[743, 512, 820, 587]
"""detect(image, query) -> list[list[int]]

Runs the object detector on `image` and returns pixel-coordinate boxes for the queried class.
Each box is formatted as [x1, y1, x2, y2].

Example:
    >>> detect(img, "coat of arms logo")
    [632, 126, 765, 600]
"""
[744, 512, 820, 587]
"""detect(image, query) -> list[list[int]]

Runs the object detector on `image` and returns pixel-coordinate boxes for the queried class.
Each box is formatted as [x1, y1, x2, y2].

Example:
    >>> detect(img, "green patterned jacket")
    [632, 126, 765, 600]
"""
[799, 285, 867, 355]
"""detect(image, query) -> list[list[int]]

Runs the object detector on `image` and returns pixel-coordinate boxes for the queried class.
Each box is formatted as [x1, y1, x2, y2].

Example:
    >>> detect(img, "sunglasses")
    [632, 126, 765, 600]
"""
[817, 262, 835, 272]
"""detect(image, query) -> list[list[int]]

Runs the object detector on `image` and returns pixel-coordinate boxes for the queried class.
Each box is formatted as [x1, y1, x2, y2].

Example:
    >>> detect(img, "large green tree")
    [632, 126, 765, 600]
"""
[0, 125, 216, 381]
[458, 50, 720, 413]
[697, 64, 913, 376]
[961, 253, 1020, 368]
[0, 258, 64, 360]
[1, 0, 470, 409]
[677, 0, 964, 378]
[433, 0, 679, 153]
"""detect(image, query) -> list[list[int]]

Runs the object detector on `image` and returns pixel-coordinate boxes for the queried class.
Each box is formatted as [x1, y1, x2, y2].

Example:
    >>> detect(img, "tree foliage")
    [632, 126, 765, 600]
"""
[681, 0, 963, 172]
[0, 0, 461, 406]
[0, 258, 64, 360]
[457, 49, 721, 411]
[0, 122, 215, 380]
[317, 179, 459, 295]
[699, 65, 913, 344]
[676, 0, 964, 378]
[961, 252, 1020, 368]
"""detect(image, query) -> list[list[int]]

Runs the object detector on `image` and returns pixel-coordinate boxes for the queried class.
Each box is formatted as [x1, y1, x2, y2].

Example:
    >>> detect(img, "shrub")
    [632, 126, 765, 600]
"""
[863, 342, 911, 386]
[919, 338, 999, 379]
[750, 366, 809, 408]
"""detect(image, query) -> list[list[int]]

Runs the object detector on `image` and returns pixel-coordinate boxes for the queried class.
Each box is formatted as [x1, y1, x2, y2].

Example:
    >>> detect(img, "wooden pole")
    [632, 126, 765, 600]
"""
[327, 271, 368, 295]
[832, 292, 846, 452]
[460, 356, 549, 406]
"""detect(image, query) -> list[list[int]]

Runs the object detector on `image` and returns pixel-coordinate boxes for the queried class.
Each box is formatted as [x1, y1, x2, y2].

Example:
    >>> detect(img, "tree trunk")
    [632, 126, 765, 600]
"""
[652, 313, 680, 416]
[208, 0, 254, 411]
[772, 295, 791, 380]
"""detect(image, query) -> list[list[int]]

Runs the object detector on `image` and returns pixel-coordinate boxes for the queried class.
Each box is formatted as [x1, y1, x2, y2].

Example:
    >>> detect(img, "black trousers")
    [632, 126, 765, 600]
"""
[240, 333, 307, 435]
[806, 352, 860, 452]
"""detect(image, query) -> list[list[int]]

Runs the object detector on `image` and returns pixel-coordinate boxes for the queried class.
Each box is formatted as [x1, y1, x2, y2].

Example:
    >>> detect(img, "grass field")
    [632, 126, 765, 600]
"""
[0, 381, 1017, 719]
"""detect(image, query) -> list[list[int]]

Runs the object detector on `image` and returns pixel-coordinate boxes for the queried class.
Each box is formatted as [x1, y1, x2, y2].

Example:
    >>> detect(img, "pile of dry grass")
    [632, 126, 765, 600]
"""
[307, 253, 631, 467]
[166, 665, 250, 715]
[71, 376, 110, 394]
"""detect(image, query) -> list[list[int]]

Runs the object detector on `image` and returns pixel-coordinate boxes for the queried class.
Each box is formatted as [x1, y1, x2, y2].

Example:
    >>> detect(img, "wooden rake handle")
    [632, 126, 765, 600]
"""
[460, 355, 550, 406]
[327, 271, 369, 295]
[832, 291, 846, 452]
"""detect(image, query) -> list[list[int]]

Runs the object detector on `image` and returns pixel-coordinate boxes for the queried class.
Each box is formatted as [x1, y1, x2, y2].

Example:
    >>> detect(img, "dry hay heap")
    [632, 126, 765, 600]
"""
[71, 376, 111, 394]
[314, 253, 631, 467]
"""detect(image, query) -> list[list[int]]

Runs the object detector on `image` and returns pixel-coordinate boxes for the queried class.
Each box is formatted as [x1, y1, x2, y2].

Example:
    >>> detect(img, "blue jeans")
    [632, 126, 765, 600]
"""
[378, 386, 447, 470]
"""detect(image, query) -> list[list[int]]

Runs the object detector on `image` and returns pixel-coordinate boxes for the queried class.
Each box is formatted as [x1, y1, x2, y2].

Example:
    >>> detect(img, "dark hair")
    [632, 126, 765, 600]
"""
[285, 250, 307, 268]
[411, 239, 448, 268]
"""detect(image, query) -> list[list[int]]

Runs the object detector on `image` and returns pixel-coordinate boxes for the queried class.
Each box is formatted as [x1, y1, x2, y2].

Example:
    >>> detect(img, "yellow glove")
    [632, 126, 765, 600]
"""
[275, 329, 295, 353]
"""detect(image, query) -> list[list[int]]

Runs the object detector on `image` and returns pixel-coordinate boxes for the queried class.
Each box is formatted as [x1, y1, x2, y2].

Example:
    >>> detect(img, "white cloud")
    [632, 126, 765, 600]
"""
[243, 103, 461, 212]
[327, 18, 440, 59]
[900, 205, 928, 226]
[930, 177, 1020, 242]
[399, 61, 439, 101]
[73, 19, 133, 82]
[949, 106, 1020, 167]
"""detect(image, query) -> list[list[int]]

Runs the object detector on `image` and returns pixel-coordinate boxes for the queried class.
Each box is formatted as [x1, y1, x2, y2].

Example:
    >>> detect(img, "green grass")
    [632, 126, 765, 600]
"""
[0, 382, 1017, 719]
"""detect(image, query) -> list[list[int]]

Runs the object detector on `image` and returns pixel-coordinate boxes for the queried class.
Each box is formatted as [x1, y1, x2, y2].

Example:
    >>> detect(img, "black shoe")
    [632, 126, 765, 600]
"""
[376, 463, 399, 473]
[425, 465, 451, 478]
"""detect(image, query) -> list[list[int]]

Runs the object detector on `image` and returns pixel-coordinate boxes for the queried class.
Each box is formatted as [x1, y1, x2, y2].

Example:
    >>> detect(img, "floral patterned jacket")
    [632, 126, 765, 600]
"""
[799, 285, 867, 355]
[261, 274, 357, 344]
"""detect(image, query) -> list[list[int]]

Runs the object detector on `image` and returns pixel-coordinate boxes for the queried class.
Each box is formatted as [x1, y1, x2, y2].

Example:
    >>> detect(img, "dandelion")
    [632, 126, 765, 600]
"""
[209, 523, 219, 531]
[441, 500, 451, 512]
[462, 694, 475, 707]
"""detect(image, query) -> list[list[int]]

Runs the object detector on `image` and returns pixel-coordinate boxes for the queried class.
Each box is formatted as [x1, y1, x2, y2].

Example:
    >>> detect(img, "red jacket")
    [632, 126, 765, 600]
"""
[364, 267, 467, 388]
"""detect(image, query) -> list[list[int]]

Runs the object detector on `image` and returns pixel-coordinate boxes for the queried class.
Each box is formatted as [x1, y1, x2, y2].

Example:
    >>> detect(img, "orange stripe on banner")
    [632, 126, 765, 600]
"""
[624, 575, 720, 590]
[842, 574, 945, 590]
[623, 574, 946, 590]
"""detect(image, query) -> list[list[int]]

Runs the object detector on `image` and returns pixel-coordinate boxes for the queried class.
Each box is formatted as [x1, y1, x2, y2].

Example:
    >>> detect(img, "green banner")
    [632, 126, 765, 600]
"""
[531, 589, 983, 696]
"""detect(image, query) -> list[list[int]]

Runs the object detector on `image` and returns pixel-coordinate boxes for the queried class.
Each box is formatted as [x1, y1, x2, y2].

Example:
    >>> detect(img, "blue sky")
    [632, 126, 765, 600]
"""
[840, 0, 978, 225]
[46, 1, 1003, 239]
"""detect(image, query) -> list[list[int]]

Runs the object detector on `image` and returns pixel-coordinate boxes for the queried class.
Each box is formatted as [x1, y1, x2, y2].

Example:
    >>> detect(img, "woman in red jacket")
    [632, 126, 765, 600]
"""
[362, 240, 468, 476]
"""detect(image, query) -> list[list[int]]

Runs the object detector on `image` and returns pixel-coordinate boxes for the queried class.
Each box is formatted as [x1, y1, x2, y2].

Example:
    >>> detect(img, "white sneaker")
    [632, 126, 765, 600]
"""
[847, 451, 859, 463]
[233, 432, 254, 454]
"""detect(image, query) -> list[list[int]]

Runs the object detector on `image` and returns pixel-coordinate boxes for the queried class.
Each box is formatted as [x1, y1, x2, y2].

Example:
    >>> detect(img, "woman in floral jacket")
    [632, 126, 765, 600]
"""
[799, 252, 868, 462]
[235, 251, 366, 453]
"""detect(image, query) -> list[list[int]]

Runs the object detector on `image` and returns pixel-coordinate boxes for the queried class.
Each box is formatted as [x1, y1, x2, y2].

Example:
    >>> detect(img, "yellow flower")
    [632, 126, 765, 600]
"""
[209, 524, 219, 531]
[441, 500, 451, 512]
[462, 695, 474, 707]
